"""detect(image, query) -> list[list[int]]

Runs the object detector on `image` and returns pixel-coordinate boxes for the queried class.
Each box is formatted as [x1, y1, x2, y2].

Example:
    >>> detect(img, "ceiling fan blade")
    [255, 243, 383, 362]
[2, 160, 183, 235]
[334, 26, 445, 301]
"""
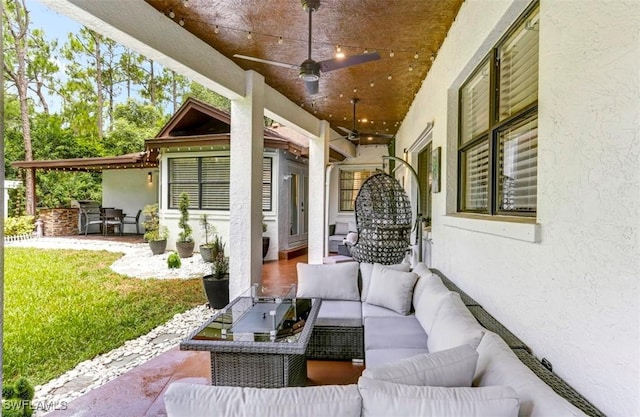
[336, 126, 354, 135]
[305, 79, 319, 94]
[318, 52, 381, 73]
[233, 54, 300, 70]
[359, 132, 395, 139]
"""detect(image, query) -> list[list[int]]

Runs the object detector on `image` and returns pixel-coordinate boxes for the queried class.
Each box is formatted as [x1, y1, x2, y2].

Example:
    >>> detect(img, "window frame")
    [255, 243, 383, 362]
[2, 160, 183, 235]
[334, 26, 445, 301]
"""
[457, 3, 539, 218]
[167, 155, 273, 212]
[338, 167, 378, 212]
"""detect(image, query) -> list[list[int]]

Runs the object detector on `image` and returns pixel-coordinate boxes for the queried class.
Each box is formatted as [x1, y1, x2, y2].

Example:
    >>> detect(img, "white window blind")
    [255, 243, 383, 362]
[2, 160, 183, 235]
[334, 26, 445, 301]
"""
[201, 156, 230, 210]
[460, 60, 490, 145]
[262, 157, 273, 211]
[498, 10, 539, 121]
[498, 114, 538, 212]
[462, 140, 489, 211]
[168, 156, 272, 211]
[339, 169, 376, 211]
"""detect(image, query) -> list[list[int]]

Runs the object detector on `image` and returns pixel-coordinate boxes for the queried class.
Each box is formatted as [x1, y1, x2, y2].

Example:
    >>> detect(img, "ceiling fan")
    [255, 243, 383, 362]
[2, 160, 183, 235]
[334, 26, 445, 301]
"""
[337, 98, 395, 145]
[233, 0, 380, 95]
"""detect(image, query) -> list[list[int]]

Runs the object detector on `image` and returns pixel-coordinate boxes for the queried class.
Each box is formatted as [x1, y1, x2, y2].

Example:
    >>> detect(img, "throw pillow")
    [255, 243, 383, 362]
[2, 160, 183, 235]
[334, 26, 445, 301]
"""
[366, 263, 418, 315]
[427, 292, 486, 352]
[334, 221, 349, 235]
[358, 377, 520, 417]
[360, 262, 411, 302]
[362, 344, 479, 387]
[296, 262, 360, 301]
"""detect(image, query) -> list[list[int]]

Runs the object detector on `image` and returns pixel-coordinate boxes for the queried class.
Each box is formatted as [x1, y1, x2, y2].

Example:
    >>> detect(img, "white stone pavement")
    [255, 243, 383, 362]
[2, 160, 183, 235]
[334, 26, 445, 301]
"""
[5, 237, 215, 415]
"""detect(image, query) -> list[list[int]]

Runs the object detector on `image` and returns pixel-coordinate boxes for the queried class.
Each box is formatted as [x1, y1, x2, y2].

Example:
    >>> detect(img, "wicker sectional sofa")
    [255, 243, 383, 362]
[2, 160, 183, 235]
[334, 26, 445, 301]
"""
[164, 261, 604, 417]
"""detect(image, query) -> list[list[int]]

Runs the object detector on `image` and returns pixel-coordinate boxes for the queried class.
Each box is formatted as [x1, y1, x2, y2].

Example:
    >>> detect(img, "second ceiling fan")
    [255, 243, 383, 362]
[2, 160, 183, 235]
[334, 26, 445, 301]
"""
[338, 98, 395, 146]
[233, 0, 380, 95]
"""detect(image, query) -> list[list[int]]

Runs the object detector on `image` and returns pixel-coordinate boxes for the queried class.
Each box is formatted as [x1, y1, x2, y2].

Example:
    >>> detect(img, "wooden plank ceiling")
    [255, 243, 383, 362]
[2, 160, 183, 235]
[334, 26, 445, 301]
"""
[144, 0, 463, 145]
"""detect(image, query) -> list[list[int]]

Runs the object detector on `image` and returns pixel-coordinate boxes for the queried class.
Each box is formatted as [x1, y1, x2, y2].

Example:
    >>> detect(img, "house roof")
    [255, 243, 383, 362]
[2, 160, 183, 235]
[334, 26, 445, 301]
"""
[12, 97, 345, 173]
[11, 152, 156, 172]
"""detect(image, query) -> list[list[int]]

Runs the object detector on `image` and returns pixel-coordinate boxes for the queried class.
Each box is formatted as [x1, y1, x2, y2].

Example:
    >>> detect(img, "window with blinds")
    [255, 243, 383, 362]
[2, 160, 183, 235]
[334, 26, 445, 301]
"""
[458, 3, 538, 217]
[339, 169, 376, 211]
[168, 156, 273, 211]
[418, 145, 433, 220]
[460, 60, 490, 145]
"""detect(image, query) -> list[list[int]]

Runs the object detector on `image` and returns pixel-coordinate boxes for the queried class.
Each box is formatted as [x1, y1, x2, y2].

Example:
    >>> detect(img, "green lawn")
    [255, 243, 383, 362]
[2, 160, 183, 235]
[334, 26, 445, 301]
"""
[3, 247, 205, 386]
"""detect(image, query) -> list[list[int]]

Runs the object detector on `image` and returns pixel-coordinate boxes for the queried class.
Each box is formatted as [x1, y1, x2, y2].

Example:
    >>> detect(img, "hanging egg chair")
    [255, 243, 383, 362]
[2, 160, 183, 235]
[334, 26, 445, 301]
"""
[348, 172, 412, 264]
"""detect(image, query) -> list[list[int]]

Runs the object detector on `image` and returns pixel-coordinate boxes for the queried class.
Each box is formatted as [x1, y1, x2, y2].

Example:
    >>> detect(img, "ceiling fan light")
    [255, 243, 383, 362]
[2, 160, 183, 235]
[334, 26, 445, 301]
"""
[278, 36, 283, 44]
[168, 9, 175, 18]
[214, 25, 219, 34]
[389, 50, 395, 57]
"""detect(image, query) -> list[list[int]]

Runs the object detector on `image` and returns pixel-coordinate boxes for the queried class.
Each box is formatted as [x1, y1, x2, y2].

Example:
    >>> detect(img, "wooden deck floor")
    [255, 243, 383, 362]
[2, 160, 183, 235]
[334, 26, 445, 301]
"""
[45, 254, 364, 417]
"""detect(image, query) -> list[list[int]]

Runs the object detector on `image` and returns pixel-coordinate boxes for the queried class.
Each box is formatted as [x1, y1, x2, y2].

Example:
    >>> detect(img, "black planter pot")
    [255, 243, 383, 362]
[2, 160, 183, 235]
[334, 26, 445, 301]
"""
[176, 241, 195, 258]
[200, 245, 215, 262]
[148, 239, 167, 255]
[202, 274, 229, 309]
[262, 236, 270, 259]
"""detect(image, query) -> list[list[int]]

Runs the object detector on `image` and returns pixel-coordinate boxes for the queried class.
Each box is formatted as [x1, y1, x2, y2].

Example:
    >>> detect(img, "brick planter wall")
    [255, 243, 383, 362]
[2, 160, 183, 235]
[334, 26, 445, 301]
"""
[39, 208, 79, 236]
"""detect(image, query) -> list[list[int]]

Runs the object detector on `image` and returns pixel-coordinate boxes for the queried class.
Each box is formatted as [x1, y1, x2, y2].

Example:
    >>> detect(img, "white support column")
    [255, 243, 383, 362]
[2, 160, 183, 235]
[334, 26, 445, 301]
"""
[307, 120, 330, 264]
[229, 70, 264, 298]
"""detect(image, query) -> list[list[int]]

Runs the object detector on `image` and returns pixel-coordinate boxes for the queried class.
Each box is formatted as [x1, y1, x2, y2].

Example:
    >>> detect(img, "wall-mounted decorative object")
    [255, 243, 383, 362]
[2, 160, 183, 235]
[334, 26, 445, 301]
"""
[432, 147, 441, 193]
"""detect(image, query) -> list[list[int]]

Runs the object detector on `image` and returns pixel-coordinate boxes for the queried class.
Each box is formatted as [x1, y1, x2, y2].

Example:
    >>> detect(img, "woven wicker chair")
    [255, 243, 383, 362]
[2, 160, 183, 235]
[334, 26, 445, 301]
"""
[349, 173, 412, 265]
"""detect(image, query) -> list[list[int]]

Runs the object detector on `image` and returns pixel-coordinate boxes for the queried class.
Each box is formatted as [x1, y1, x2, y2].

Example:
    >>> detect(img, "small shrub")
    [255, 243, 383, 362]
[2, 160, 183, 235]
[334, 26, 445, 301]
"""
[4, 216, 35, 237]
[177, 192, 193, 243]
[167, 252, 181, 269]
[2, 377, 34, 417]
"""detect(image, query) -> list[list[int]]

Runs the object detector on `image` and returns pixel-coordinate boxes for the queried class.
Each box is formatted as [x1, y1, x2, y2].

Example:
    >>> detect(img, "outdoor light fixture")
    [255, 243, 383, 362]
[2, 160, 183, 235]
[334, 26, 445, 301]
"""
[147, 172, 153, 184]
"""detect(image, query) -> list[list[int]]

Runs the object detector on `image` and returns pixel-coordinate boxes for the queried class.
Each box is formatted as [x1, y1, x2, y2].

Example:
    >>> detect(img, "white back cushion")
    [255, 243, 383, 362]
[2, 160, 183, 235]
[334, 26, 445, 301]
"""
[413, 273, 452, 334]
[360, 262, 411, 302]
[475, 331, 587, 417]
[358, 377, 520, 417]
[296, 262, 360, 300]
[362, 344, 479, 387]
[427, 292, 485, 352]
[165, 382, 362, 417]
[366, 264, 418, 315]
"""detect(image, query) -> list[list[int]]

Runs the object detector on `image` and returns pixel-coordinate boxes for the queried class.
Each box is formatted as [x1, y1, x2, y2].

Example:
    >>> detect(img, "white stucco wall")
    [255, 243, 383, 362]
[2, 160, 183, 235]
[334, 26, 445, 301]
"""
[327, 145, 387, 226]
[102, 169, 158, 233]
[394, 0, 640, 415]
[158, 149, 281, 262]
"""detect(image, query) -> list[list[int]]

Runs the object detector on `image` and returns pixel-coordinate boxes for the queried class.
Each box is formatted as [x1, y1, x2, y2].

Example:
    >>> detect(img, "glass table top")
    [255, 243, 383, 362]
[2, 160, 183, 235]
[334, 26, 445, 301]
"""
[189, 294, 316, 344]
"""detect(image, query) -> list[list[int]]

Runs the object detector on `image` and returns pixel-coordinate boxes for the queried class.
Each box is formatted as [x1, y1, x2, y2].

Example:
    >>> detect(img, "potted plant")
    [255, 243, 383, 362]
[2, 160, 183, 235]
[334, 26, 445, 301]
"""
[202, 238, 229, 309]
[143, 203, 168, 255]
[199, 214, 217, 262]
[262, 216, 270, 260]
[176, 192, 195, 258]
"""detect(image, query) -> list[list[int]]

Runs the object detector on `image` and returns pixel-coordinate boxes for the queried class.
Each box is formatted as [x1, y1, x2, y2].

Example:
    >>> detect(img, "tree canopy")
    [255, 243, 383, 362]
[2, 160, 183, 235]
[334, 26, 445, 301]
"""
[2, 0, 230, 211]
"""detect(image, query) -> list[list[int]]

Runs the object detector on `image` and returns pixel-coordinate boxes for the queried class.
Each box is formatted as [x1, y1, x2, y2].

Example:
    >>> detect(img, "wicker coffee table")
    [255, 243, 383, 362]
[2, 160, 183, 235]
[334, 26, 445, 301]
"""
[181, 292, 321, 388]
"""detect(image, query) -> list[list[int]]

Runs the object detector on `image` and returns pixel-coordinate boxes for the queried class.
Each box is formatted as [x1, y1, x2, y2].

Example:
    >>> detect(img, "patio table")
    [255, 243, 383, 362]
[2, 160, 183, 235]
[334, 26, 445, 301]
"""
[180, 288, 321, 388]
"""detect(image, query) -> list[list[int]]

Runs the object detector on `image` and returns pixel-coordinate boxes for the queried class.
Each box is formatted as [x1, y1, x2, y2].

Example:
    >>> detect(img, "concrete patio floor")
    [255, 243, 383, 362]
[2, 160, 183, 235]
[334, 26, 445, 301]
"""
[34, 247, 364, 416]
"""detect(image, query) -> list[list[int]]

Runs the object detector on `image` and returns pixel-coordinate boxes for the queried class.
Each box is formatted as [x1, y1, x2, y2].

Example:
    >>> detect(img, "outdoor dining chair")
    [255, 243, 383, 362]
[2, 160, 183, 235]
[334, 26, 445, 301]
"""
[121, 209, 142, 234]
[102, 208, 124, 236]
[82, 208, 104, 236]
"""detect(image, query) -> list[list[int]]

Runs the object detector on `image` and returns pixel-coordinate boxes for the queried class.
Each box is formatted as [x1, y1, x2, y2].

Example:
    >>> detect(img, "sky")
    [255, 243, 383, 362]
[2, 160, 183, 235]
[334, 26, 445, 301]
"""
[26, 0, 81, 43]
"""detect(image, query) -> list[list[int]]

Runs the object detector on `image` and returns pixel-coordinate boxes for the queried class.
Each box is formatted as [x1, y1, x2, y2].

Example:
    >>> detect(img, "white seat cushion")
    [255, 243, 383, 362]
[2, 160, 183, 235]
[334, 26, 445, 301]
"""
[364, 317, 427, 350]
[365, 348, 429, 368]
[315, 300, 362, 327]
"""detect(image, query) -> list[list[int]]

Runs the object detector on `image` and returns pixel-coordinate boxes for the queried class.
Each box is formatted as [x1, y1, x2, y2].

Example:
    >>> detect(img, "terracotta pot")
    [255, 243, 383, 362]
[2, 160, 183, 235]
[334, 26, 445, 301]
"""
[202, 274, 229, 309]
[176, 241, 195, 258]
[149, 239, 167, 255]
